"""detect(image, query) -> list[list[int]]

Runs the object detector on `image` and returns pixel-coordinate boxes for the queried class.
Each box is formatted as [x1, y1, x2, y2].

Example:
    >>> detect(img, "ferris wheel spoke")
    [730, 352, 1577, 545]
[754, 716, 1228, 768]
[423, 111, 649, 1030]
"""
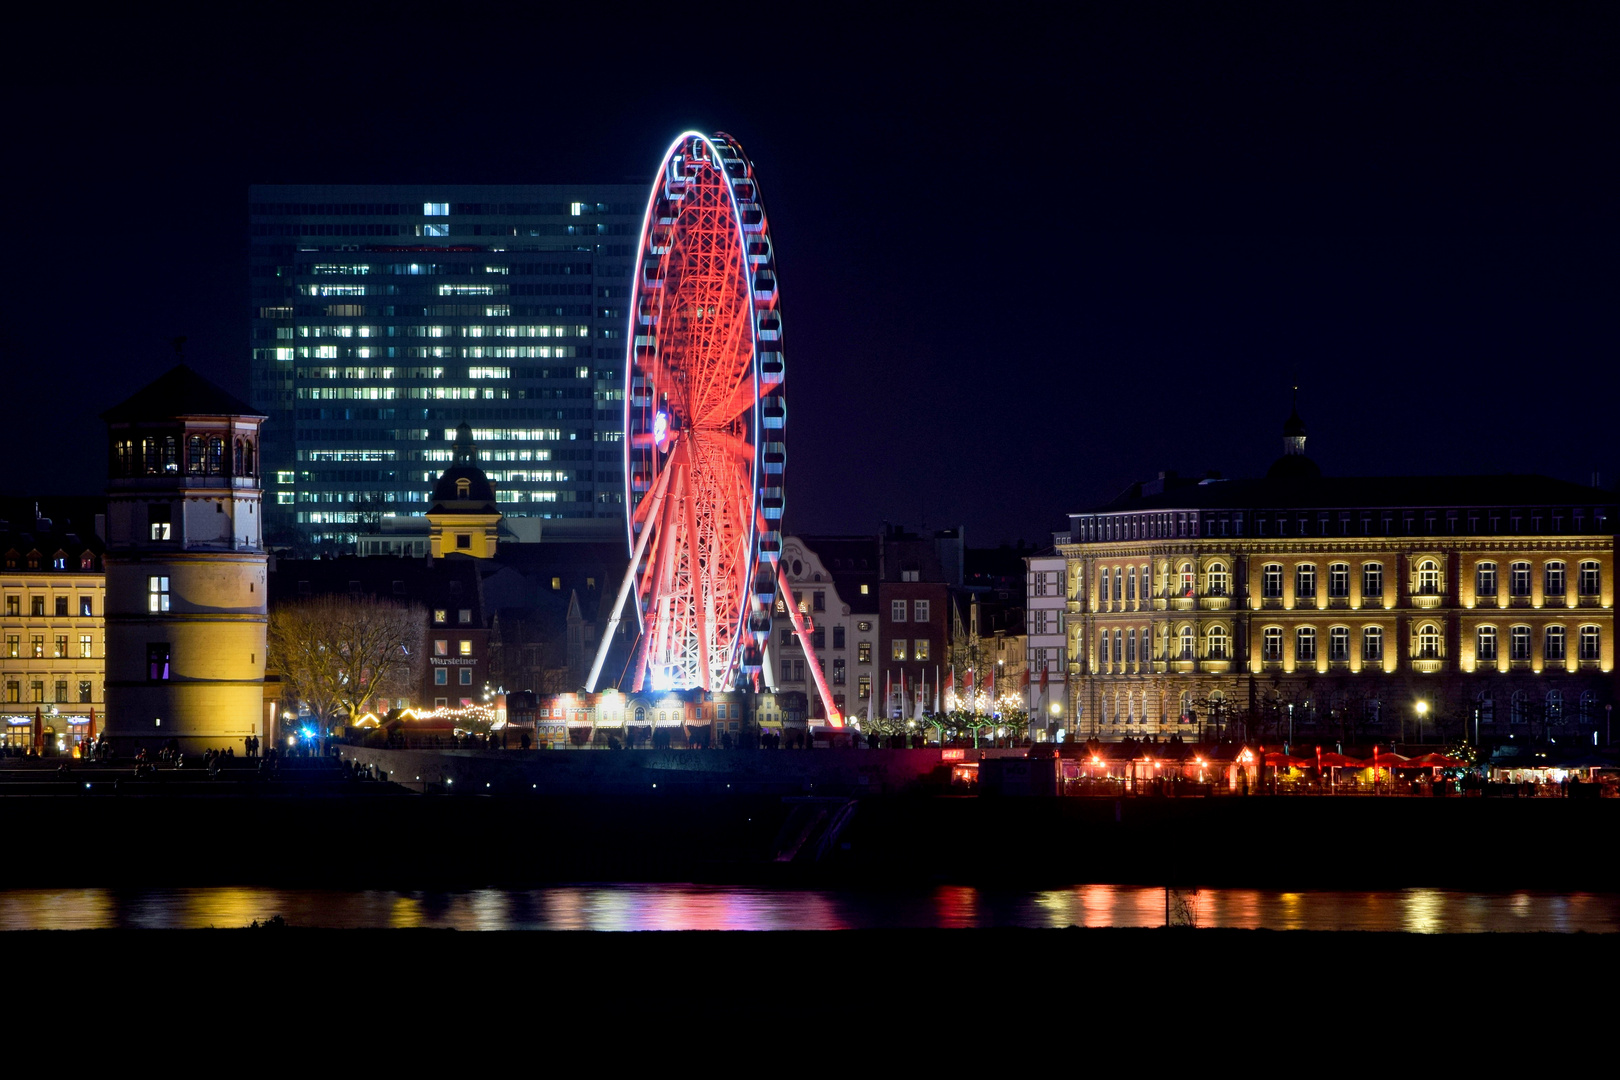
[621, 132, 786, 695]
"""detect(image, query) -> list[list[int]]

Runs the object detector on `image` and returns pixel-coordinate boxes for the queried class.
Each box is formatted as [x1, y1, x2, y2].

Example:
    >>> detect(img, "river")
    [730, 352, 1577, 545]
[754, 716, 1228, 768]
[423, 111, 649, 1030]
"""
[2, 884, 1617, 932]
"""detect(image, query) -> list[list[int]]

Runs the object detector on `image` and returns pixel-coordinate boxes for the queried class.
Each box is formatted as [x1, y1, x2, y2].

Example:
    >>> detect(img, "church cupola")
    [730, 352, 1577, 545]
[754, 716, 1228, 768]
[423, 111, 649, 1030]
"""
[427, 420, 501, 558]
[1266, 389, 1321, 481]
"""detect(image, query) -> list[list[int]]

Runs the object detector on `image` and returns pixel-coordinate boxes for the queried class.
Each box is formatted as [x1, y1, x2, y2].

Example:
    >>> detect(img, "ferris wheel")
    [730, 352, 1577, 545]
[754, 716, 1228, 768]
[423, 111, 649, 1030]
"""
[586, 132, 834, 714]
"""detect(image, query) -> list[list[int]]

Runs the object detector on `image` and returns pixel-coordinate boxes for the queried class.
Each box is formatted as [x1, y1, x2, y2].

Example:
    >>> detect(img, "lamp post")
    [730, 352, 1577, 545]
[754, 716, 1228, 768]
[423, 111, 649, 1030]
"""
[1415, 700, 1428, 747]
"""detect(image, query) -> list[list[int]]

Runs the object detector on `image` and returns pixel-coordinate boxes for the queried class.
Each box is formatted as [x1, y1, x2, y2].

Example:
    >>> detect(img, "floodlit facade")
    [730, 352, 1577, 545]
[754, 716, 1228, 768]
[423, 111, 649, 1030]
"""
[1058, 408, 1616, 745]
[101, 365, 269, 752]
[0, 521, 106, 753]
[248, 185, 644, 550]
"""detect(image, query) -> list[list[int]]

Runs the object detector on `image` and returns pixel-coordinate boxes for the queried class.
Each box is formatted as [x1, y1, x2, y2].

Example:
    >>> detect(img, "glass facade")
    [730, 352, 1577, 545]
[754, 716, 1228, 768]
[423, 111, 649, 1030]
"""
[249, 185, 644, 548]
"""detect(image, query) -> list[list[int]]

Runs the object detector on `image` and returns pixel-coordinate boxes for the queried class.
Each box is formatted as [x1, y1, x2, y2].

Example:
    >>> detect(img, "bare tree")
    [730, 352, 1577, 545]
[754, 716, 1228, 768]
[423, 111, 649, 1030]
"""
[268, 595, 426, 731]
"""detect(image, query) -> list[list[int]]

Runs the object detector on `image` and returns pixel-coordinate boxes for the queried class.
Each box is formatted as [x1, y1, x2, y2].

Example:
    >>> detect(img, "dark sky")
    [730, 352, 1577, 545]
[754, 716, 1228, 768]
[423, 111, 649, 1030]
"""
[4, 5, 1613, 546]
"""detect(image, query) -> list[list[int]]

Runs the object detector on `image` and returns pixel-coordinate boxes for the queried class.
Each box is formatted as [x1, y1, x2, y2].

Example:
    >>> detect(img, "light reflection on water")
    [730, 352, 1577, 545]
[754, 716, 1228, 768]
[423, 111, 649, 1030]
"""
[0, 885, 1616, 933]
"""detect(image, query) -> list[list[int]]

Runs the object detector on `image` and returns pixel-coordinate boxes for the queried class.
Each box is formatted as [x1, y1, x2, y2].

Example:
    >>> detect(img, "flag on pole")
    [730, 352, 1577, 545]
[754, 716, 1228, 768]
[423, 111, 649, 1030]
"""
[934, 665, 941, 714]
[866, 670, 874, 728]
[983, 667, 995, 706]
[943, 666, 954, 709]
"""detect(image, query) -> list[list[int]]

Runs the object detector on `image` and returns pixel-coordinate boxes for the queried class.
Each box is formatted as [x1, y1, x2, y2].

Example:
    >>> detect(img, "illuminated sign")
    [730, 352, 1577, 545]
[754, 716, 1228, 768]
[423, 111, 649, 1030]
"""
[941, 748, 966, 762]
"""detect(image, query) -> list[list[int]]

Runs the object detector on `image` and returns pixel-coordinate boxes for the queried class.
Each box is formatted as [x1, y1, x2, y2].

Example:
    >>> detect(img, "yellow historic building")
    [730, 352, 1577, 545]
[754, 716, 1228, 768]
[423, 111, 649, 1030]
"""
[1058, 407, 1615, 745]
[0, 517, 106, 753]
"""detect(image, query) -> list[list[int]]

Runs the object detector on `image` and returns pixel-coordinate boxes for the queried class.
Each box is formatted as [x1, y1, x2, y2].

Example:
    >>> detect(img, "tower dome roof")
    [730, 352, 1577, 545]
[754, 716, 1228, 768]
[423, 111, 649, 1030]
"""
[428, 421, 497, 513]
[101, 363, 264, 423]
[1282, 405, 1307, 438]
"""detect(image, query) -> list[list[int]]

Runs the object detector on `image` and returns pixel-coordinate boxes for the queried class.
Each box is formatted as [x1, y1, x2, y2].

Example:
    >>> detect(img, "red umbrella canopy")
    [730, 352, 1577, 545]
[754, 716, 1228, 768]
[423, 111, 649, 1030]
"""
[1317, 752, 1366, 768]
[1404, 752, 1465, 768]
[1263, 751, 1313, 767]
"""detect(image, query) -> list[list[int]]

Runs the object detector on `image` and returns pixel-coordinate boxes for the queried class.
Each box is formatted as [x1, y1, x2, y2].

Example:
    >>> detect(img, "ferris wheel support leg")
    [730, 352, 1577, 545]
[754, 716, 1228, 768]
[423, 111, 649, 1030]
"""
[777, 564, 843, 728]
[584, 455, 679, 693]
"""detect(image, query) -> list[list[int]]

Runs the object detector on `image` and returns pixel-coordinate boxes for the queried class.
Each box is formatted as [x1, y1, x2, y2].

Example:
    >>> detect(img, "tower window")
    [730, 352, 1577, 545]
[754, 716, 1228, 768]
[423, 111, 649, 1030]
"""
[457, 534, 471, 549]
[148, 576, 171, 612]
[146, 642, 170, 681]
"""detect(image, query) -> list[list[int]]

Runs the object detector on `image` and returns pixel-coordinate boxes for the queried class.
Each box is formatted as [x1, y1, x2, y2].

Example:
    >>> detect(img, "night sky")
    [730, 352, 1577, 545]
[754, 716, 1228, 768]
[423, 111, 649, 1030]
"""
[4, 6, 1613, 546]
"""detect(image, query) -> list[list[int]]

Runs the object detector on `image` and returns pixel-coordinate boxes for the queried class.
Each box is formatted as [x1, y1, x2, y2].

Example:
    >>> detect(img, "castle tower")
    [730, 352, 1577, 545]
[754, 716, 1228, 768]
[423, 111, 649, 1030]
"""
[100, 361, 268, 751]
[427, 421, 501, 558]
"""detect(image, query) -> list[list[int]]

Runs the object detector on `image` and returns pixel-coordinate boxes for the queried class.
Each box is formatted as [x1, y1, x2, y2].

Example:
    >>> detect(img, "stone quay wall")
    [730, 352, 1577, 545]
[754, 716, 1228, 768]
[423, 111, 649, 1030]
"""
[338, 745, 1008, 796]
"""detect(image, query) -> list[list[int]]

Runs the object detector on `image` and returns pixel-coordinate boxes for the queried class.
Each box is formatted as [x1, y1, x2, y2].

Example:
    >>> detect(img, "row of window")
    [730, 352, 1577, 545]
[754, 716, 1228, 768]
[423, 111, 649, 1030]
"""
[3, 552, 96, 571]
[1079, 507, 1609, 541]
[1091, 688, 1604, 727]
[113, 435, 257, 478]
[2, 679, 96, 703]
[1096, 559, 1603, 603]
[1094, 624, 1604, 664]
[3, 634, 96, 659]
[4, 596, 96, 617]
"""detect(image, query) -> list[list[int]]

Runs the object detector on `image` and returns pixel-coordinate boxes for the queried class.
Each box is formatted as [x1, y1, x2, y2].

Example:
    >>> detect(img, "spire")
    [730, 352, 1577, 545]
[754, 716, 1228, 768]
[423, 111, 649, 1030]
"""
[452, 420, 476, 463]
[1282, 387, 1307, 453]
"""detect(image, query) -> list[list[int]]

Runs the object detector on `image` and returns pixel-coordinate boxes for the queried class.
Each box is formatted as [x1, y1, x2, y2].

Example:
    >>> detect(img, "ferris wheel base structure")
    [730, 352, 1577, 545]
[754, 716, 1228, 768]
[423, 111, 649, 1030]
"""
[583, 130, 841, 726]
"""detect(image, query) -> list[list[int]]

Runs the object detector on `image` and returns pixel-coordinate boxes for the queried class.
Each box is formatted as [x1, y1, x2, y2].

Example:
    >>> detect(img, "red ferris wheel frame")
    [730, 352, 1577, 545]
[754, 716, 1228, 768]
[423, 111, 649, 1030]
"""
[584, 132, 838, 721]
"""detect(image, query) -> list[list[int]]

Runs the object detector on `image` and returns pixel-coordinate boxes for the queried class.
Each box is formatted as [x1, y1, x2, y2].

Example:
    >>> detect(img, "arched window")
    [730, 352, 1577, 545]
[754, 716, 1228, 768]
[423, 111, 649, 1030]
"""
[1207, 626, 1229, 659]
[1112, 628, 1122, 663]
[1296, 626, 1316, 662]
[1362, 562, 1384, 601]
[1327, 563, 1350, 598]
[161, 436, 178, 473]
[1580, 691, 1596, 724]
[1476, 625, 1497, 662]
[1127, 692, 1137, 723]
[1328, 626, 1350, 661]
[1362, 626, 1383, 663]
[1510, 691, 1526, 724]
[1262, 627, 1283, 661]
[1207, 563, 1229, 596]
[1545, 561, 1566, 597]
[234, 440, 245, 475]
[1417, 624, 1441, 658]
[1178, 625, 1194, 659]
[208, 436, 225, 474]
[634, 706, 645, 724]
[1179, 690, 1192, 721]
[1476, 690, 1494, 725]
[1544, 625, 1566, 661]
[243, 440, 255, 476]
[1113, 569, 1123, 602]
[1209, 690, 1226, 724]
[1510, 625, 1532, 660]
[1126, 566, 1136, 601]
[1178, 563, 1195, 597]
[1141, 564, 1151, 599]
[1295, 564, 1317, 601]
[1509, 561, 1531, 597]
[187, 434, 205, 474]
[1125, 628, 1137, 663]
[1262, 564, 1284, 599]
[1476, 561, 1498, 597]
[1578, 561, 1601, 596]
[1579, 625, 1601, 661]
[1099, 568, 1110, 606]
[1417, 560, 1441, 595]
[1546, 689, 1563, 722]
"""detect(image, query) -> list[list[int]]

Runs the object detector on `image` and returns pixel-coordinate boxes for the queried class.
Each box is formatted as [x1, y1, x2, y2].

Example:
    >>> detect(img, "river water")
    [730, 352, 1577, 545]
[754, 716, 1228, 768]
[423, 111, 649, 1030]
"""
[1, 885, 1617, 932]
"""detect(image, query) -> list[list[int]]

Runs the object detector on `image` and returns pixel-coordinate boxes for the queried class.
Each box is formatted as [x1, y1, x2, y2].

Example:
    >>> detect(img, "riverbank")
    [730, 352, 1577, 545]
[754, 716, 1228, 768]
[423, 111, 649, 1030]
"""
[4, 790, 1615, 890]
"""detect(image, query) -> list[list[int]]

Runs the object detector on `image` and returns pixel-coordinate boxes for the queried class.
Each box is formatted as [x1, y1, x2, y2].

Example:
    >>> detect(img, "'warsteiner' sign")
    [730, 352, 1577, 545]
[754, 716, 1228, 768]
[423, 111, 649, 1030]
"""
[429, 658, 479, 666]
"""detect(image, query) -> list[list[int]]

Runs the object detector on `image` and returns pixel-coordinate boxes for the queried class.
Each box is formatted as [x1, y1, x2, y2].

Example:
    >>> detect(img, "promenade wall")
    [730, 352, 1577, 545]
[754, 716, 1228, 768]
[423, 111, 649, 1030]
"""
[338, 745, 994, 796]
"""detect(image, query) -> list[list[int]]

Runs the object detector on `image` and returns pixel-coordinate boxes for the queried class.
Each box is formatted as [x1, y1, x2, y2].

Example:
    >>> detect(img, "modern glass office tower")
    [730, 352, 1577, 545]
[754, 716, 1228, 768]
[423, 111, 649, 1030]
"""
[248, 186, 644, 549]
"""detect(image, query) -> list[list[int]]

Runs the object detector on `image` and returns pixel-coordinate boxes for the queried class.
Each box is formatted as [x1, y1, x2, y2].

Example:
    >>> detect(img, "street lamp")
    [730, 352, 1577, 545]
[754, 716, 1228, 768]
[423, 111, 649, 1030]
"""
[1415, 700, 1429, 747]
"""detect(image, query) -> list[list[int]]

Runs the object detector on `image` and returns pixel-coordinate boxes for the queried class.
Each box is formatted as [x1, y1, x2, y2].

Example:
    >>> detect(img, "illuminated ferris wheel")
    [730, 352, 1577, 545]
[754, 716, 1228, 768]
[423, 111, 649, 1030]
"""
[586, 132, 832, 713]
